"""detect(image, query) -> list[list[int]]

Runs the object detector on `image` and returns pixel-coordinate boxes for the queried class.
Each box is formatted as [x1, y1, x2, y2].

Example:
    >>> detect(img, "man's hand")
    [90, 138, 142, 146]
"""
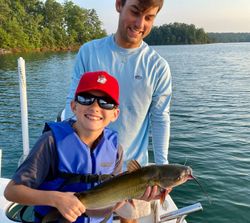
[140, 186, 172, 201]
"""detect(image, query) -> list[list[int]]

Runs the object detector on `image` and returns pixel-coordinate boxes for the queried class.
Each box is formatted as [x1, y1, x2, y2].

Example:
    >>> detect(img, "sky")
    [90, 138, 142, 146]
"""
[57, 0, 250, 34]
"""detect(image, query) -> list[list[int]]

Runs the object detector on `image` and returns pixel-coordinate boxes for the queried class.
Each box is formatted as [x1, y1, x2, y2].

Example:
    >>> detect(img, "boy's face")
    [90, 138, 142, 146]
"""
[115, 0, 159, 48]
[71, 90, 119, 134]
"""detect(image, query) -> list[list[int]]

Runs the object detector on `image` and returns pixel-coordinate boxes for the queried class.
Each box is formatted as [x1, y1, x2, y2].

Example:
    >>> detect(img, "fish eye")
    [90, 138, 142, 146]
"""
[176, 176, 181, 181]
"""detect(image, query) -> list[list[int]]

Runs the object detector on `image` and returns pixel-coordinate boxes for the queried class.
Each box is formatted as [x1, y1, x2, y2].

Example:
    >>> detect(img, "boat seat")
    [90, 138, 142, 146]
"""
[6, 203, 34, 222]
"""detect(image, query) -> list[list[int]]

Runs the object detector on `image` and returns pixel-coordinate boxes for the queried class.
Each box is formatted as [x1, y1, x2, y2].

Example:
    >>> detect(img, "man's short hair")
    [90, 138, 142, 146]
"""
[121, 0, 164, 12]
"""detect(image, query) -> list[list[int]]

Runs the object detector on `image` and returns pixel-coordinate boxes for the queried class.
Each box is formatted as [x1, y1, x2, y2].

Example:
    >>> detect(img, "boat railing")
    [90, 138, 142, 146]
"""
[17, 57, 30, 166]
[159, 202, 203, 223]
[0, 149, 2, 177]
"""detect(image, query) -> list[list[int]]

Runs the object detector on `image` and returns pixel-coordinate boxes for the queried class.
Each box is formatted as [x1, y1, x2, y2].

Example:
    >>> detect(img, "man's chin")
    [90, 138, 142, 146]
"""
[126, 36, 142, 47]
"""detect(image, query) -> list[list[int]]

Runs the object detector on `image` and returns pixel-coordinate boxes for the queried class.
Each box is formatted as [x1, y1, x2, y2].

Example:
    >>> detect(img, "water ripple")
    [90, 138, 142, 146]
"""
[1, 44, 250, 223]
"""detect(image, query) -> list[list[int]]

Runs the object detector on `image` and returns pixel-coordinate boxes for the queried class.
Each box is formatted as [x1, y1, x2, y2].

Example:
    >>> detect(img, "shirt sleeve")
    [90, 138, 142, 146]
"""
[12, 131, 58, 188]
[150, 60, 172, 165]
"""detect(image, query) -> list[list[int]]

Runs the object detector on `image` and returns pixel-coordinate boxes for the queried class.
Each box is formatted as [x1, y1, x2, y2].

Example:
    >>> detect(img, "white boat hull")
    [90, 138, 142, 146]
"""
[0, 178, 14, 222]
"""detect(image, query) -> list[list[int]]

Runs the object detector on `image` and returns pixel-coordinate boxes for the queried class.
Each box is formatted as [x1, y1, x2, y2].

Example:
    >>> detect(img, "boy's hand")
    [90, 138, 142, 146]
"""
[54, 192, 86, 222]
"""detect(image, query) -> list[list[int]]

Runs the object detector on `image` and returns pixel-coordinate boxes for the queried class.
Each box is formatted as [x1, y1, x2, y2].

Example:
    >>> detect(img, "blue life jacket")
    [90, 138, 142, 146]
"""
[34, 120, 119, 223]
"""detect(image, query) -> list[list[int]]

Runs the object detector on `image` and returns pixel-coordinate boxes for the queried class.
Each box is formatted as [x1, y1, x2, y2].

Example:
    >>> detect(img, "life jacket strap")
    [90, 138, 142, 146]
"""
[58, 172, 113, 189]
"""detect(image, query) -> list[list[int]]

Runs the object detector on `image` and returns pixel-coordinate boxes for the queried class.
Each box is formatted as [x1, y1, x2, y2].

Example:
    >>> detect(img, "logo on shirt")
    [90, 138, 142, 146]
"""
[97, 75, 107, 84]
[134, 73, 143, 80]
[100, 162, 113, 167]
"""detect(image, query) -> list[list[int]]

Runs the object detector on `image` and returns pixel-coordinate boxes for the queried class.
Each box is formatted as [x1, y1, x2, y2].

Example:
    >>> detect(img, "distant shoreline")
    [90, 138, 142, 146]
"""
[0, 46, 80, 56]
[0, 49, 12, 55]
[1, 38, 250, 56]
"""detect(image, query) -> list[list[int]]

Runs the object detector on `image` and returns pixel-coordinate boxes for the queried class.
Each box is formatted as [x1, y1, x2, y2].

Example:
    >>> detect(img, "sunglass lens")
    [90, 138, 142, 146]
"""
[98, 99, 116, 110]
[77, 95, 94, 105]
[76, 94, 116, 110]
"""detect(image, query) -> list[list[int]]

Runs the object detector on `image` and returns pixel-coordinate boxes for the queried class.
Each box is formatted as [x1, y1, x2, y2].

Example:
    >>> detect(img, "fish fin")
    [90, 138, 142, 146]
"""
[127, 160, 141, 172]
[113, 200, 127, 211]
[128, 199, 136, 208]
[99, 213, 112, 223]
[122, 199, 136, 209]
[160, 189, 168, 205]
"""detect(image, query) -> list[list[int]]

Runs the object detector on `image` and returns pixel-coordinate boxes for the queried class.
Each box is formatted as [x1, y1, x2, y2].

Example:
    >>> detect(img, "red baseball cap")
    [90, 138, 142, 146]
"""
[75, 71, 119, 105]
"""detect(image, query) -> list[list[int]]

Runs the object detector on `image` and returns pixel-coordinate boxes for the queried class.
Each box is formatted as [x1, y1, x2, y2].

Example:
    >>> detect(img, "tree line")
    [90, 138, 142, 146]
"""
[0, 0, 106, 51]
[144, 22, 211, 45]
[144, 23, 250, 45]
[1, 0, 249, 53]
[207, 32, 250, 43]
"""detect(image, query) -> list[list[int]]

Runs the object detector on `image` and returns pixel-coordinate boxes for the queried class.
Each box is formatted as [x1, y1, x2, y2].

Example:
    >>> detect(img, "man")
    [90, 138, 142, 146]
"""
[66, 0, 172, 169]
[66, 0, 171, 168]
[65, 1, 171, 221]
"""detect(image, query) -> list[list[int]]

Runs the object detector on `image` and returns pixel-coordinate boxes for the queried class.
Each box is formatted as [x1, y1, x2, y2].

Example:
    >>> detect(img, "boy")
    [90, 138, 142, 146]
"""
[4, 71, 122, 223]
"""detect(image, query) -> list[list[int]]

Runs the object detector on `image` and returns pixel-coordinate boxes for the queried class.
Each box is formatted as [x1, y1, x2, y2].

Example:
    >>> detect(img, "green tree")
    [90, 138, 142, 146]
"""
[145, 23, 210, 45]
[0, 0, 107, 52]
[208, 32, 250, 43]
[64, 1, 106, 45]
[43, 0, 66, 47]
[64, 1, 88, 45]
[22, 0, 44, 48]
[0, 0, 12, 48]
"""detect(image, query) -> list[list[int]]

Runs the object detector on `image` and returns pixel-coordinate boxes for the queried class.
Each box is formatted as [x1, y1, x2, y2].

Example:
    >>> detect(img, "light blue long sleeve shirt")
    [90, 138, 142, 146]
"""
[65, 35, 172, 168]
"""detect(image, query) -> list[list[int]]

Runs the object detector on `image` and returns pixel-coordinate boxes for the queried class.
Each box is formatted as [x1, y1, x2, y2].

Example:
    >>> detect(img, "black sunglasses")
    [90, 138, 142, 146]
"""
[75, 93, 117, 110]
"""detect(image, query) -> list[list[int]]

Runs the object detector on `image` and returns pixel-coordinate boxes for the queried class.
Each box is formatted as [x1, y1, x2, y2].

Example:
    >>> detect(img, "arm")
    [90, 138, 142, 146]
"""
[4, 131, 85, 222]
[4, 181, 85, 222]
[150, 61, 172, 165]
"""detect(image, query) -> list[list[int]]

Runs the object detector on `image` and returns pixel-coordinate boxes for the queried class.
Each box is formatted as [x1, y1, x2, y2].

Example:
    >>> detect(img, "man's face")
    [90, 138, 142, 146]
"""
[116, 0, 159, 48]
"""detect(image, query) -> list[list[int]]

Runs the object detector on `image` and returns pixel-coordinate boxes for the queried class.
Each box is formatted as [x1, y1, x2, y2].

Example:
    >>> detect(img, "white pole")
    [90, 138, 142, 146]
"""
[0, 149, 2, 177]
[18, 57, 30, 164]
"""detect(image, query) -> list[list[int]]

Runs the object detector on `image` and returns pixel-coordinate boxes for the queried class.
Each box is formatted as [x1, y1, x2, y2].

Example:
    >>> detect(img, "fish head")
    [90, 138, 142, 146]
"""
[157, 164, 193, 188]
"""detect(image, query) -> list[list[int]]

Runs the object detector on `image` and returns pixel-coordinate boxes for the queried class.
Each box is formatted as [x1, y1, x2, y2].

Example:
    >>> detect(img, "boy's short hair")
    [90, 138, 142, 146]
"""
[75, 71, 120, 105]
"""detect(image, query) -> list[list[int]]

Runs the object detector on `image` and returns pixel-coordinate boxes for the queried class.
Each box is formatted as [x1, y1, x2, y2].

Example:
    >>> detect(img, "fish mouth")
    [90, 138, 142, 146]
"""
[170, 167, 194, 187]
[185, 166, 194, 181]
[179, 167, 194, 183]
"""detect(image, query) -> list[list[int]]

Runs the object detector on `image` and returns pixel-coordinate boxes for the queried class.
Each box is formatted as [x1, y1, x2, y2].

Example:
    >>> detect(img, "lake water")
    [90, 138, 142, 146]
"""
[0, 43, 250, 222]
